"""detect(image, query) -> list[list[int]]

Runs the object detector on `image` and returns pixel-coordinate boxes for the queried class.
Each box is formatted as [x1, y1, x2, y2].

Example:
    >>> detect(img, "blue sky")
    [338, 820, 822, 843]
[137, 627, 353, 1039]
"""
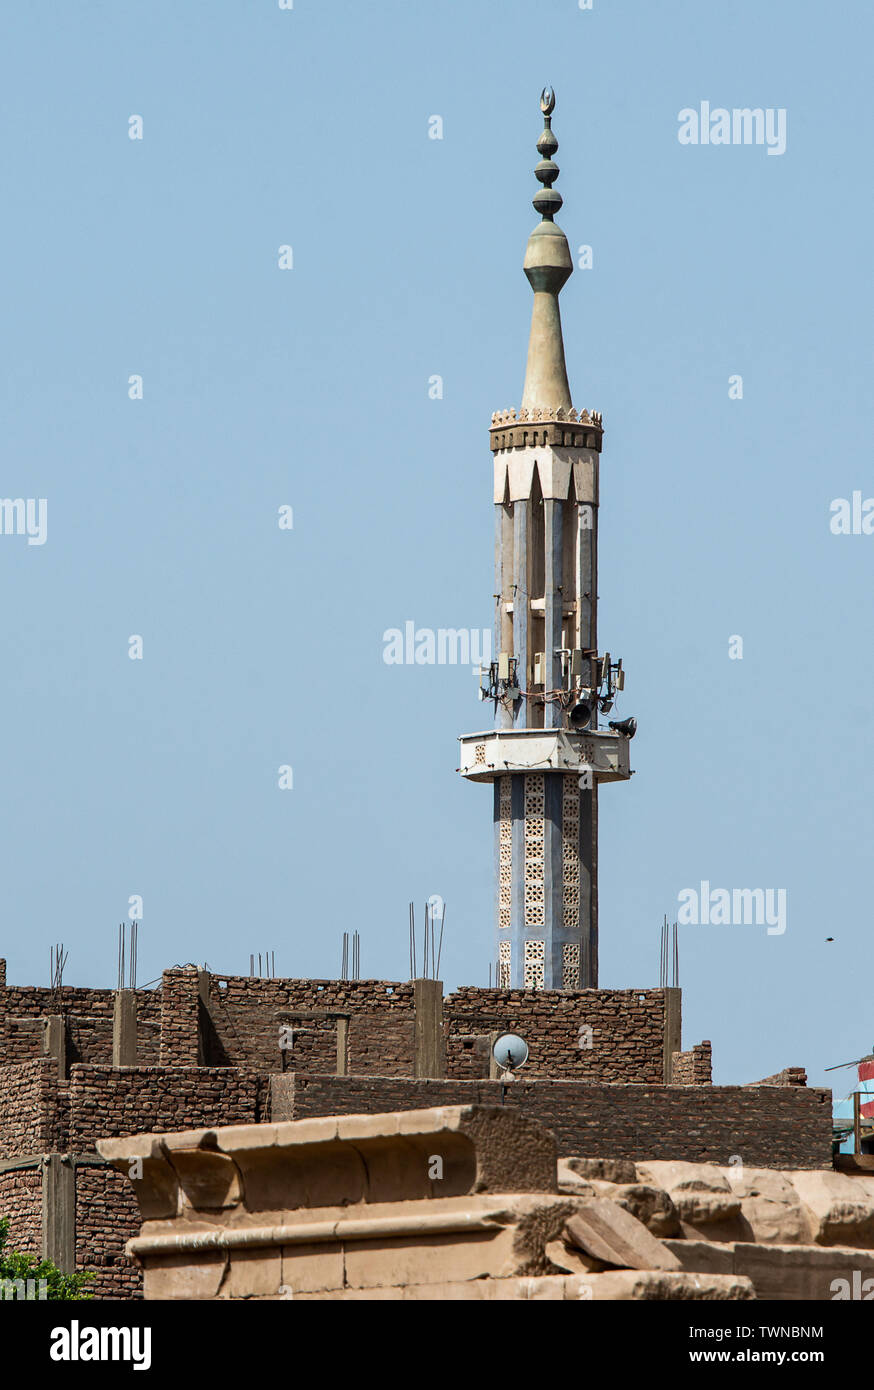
[0, 0, 871, 1089]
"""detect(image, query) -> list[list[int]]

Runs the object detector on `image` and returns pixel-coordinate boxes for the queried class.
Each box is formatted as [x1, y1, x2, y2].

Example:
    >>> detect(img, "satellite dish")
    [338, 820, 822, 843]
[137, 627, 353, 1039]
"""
[493, 1033, 529, 1073]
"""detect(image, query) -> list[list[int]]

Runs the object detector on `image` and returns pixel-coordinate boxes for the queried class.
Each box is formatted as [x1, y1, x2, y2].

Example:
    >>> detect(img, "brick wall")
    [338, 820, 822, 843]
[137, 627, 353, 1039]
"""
[67, 1063, 271, 1299]
[69, 1065, 268, 1149]
[749, 1067, 807, 1087]
[159, 970, 202, 1066]
[0, 1060, 57, 1288]
[0, 1064, 273, 1301]
[0, 1167, 41, 1258]
[75, 1164, 141, 1300]
[672, 1041, 712, 1084]
[444, 986, 668, 1083]
[0, 1059, 64, 1158]
[169, 973, 418, 1076]
[447, 1032, 494, 1080]
[277, 1074, 834, 1170]
[1, 971, 681, 1085]
[347, 1011, 415, 1076]
[125, 990, 162, 1066]
[277, 1021, 337, 1075]
[0, 982, 162, 1069]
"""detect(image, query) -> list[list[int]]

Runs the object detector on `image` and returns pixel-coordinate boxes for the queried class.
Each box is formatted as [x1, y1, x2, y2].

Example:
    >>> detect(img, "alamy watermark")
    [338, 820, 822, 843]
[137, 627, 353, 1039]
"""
[383, 622, 491, 673]
[677, 882, 787, 935]
[0, 498, 47, 546]
[50, 1322, 151, 1369]
[830, 492, 874, 535]
[678, 103, 787, 157]
[0, 1277, 48, 1300]
[831, 1272, 874, 1300]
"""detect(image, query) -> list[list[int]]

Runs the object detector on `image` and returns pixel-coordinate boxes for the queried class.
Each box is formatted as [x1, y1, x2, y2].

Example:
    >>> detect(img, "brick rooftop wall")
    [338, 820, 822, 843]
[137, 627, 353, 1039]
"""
[276, 1074, 834, 1170]
[158, 970, 417, 1075]
[204, 975, 416, 1076]
[0, 983, 162, 1068]
[159, 970, 202, 1066]
[672, 1041, 712, 1084]
[69, 1064, 269, 1149]
[444, 986, 668, 1082]
[1, 969, 675, 1084]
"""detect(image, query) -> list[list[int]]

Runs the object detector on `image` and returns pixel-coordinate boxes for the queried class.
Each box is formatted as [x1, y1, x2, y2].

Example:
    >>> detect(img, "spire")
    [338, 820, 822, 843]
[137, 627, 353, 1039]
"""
[521, 87, 573, 414]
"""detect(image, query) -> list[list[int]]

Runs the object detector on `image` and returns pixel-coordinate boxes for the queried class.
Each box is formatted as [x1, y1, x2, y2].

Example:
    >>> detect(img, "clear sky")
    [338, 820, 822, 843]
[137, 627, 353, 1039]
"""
[0, 0, 871, 1090]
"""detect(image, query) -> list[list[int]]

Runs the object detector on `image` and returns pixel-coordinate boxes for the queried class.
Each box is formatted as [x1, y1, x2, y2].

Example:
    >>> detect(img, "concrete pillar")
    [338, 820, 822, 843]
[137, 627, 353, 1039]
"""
[512, 499, 529, 728]
[413, 979, 445, 1079]
[112, 990, 137, 1067]
[663, 987, 682, 1083]
[336, 1017, 348, 1077]
[495, 502, 514, 731]
[543, 498, 564, 729]
[43, 1015, 66, 1081]
[41, 1154, 75, 1273]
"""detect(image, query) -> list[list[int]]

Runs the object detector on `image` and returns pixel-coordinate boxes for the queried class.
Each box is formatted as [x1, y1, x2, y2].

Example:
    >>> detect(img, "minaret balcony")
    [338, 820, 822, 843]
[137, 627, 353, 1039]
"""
[457, 727, 632, 784]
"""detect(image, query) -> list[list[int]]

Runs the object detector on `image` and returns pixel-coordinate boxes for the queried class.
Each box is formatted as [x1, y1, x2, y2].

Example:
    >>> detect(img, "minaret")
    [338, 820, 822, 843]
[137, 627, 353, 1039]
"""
[459, 89, 635, 991]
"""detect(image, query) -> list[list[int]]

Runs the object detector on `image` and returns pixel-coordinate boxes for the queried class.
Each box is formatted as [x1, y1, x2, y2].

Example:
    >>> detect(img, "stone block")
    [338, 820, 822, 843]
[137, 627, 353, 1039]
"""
[574, 1270, 755, 1301]
[220, 1248, 282, 1299]
[715, 1165, 810, 1245]
[636, 1159, 744, 1239]
[565, 1200, 682, 1272]
[142, 1251, 227, 1300]
[564, 1156, 637, 1185]
[789, 1170, 874, 1248]
[280, 1243, 345, 1295]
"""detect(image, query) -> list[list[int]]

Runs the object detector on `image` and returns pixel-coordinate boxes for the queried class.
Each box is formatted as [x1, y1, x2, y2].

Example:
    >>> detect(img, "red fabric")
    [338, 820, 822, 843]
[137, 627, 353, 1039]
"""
[860, 1100, 874, 1120]
[859, 1061, 874, 1082]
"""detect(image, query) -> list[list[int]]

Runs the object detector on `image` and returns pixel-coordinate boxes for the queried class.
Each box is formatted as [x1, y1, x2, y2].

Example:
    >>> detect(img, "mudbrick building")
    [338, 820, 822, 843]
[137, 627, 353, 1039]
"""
[0, 957, 829, 1298]
[0, 95, 841, 1301]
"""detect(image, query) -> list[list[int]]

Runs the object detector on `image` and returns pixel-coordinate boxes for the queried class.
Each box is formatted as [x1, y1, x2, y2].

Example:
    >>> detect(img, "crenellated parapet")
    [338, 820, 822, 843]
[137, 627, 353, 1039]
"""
[489, 406, 603, 454]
